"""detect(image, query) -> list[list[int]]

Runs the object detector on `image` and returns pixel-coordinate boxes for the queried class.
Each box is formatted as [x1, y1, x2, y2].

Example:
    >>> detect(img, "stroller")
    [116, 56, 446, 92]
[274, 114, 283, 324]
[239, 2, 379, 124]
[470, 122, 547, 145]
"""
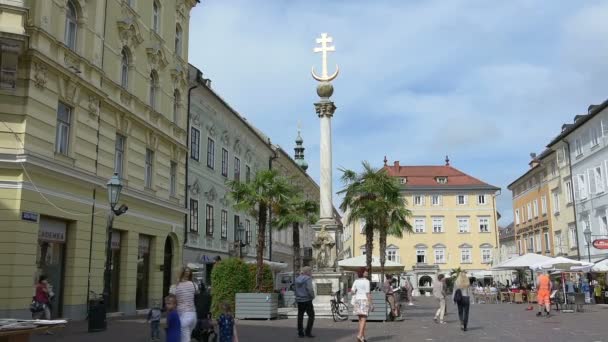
[192, 314, 217, 342]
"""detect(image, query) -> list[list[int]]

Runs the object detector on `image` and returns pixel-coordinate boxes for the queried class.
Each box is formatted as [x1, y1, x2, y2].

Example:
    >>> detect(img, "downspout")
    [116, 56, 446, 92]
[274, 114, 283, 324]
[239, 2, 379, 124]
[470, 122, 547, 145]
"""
[563, 140, 581, 260]
[267, 139, 278, 261]
[185, 73, 200, 246]
[492, 190, 501, 256]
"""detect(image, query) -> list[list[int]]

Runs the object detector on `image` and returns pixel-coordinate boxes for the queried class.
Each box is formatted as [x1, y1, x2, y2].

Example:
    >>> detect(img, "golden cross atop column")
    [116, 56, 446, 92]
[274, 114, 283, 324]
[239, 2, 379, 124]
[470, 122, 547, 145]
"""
[312, 33, 339, 82]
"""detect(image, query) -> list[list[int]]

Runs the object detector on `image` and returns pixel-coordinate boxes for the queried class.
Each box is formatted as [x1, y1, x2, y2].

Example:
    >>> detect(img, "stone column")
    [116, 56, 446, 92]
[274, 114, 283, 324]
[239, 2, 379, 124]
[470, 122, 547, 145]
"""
[314, 92, 337, 224]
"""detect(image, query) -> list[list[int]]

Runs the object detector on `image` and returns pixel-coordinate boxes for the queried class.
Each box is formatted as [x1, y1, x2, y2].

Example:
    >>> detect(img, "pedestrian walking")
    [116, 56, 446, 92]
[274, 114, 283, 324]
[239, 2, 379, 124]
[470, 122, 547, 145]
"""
[433, 274, 447, 324]
[216, 301, 238, 342]
[165, 294, 181, 342]
[32, 275, 52, 321]
[383, 274, 398, 318]
[295, 266, 315, 338]
[453, 272, 471, 331]
[535, 270, 552, 317]
[403, 279, 414, 306]
[352, 267, 373, 342]
[147, 300, 162, 341]
[170, 267, 199, 342]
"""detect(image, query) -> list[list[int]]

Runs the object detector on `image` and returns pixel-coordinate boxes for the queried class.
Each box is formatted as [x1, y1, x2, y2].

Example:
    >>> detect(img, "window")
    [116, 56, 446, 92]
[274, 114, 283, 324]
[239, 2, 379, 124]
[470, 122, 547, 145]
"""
[221, 148, 228, 177]
[555, 233, 563, 255]
[190, 128, 200, 161]
[55, 102, 71, 155]
[436, 177, 447, 184]
[175, 25, 182, 57]
[517, 240, 522, 255]
[533, 199, 539, 217]
[544, 232, 550, 253]
[234, 157, 241, 182]
[114, 134, 125, 177]
[434, 248, 445, 264]
[0, 44, 17, 89]
[152, 1, 160, 33]
[552, 190, 560, 214]
[145, 149, 154, 188]
[527, 203, 532, 220]
[220, 210, 228, 240]
[245, 165, 251, 183]
[565, 180, 573, 203]
[536, 233, 542, 252]
[457, 195, 467, 205]
[414, 195, 424, 206]
[575, 138, 583, 156]
[207, 138, 215, 169]
[414, 218, 425, 233]
[149, 71, 158, 110]
[595, 166, 605, 193]
[569, 224, 577, 248]
[233, 215, 240, 241]
[387, 249, 398, 262]
[599, 211, 608, 236]
[189, 199, 198, 232]
[460, 248, 472, 264]
[577, 174, 587, 199]
[541, 195, 547, 215]
[169, 161, 177, 196]
[245, 219, 251, 244]
[120, 49, 129, 88]
[432, 217, 443, 233]
[528, 236, 534, 252]
[173, 90, 180, 123]
[482, 249, 492, 264]
[515, 209, 520, 225]
[65, 1, 78, 50]
[458, 217, 470, 233]
[205, 204, 214, 236]
[479, 217, 490, 232]
[416, 249, 426, 263]
[431, 195, 442, 206]
[399, 177, 406, 184]
[478, 194, 487, 205]
[591, 127, 600, 147]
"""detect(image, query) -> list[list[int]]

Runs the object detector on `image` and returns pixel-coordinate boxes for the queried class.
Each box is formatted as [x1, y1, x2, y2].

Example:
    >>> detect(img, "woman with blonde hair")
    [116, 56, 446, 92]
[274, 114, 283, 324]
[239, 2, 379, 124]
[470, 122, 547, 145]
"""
[170, 267, 198, 342]
[453, 271, 471, 331]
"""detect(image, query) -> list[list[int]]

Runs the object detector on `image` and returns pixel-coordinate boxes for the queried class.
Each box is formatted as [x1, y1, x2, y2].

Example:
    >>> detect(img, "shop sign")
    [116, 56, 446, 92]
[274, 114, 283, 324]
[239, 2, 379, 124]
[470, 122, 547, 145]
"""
[592, 239, 608, 250]
[21, 211, 39, 222]
[111, 231, 121, 250]
[38, 222, 66, 243]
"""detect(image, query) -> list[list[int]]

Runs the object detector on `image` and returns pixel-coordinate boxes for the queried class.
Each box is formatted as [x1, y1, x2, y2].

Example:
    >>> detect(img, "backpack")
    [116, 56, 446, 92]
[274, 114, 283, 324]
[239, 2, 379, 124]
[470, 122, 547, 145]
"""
[454, 289, 463, 304]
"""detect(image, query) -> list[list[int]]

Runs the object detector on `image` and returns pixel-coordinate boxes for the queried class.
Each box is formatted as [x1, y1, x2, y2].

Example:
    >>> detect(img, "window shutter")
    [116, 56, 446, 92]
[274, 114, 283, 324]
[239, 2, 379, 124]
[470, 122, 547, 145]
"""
[597, 166, 605, 193]
[589, 169, 597, 195]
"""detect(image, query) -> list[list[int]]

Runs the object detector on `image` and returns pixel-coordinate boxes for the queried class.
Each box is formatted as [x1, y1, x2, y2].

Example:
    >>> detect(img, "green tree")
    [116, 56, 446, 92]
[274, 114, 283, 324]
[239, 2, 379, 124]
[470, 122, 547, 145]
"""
[227, 169, 293, 291]
[376, 196, 412, 282]
[273, 192, 319, 276]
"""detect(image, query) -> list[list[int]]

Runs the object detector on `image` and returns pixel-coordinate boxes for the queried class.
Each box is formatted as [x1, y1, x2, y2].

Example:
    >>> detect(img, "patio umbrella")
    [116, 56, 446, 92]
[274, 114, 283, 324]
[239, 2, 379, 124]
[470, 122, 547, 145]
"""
[531, 257, 593, 271]
[491, 253, 554, 270]
[592, 258, 608, 272]
[337, 255, 405, 272]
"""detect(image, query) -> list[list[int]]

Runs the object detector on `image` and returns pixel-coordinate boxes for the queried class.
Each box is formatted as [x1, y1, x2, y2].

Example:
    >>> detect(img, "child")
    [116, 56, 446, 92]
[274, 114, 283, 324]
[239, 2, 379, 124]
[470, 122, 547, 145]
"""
[216, 301, 238, 342]
[165, 294, 181, 342]
[147, 300, 162, 341]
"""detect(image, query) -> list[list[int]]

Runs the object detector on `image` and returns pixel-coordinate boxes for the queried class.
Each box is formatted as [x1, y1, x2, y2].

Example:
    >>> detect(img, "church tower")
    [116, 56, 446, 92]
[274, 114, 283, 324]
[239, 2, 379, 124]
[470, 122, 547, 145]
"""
[294, 128, 308, 172]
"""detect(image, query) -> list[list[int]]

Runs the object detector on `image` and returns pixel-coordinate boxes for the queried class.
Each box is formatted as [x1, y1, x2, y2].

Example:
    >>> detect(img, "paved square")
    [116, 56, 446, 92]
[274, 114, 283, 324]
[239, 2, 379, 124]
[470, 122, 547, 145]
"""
[32, 297, 608, 342]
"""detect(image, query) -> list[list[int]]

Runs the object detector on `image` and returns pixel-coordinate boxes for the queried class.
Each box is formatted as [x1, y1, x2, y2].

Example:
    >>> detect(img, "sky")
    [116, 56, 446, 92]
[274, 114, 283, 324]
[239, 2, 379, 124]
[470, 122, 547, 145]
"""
[188, 0, 608, 225]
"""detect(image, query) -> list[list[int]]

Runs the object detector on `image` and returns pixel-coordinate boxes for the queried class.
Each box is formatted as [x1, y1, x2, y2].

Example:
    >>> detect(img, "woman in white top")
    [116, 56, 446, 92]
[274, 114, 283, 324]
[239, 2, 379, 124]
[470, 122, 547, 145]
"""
[351, 267, 373, 342]
[171, 267, 198, 342]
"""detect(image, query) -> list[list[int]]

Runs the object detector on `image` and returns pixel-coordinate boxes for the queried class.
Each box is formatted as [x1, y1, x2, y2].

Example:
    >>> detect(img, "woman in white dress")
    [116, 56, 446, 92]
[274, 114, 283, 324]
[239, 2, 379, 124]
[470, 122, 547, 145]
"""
[351, 267, 373, 342]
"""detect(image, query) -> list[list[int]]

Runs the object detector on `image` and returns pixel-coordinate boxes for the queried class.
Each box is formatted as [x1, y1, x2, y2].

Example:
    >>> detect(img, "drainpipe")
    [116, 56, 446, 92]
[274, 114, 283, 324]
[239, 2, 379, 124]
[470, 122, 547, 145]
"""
[563, 140, 581, 260]
[184, 72, 200, 246]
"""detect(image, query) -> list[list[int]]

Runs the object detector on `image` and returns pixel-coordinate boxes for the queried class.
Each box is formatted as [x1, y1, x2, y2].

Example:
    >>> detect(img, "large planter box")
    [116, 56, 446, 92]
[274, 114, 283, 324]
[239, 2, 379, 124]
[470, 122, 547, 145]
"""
[349, 292, 388, 322]
[235, 293, 278, 320]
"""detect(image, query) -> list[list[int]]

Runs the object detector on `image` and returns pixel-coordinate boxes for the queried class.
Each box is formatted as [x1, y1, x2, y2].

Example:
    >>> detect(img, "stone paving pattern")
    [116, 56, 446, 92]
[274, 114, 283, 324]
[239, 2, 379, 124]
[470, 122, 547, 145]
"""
[32, 297, 608, 342]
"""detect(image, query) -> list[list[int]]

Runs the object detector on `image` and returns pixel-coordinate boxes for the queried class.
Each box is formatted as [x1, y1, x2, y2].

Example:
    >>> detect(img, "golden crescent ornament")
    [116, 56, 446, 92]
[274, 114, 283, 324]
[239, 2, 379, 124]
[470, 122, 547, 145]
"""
[311, 65, 339, 82]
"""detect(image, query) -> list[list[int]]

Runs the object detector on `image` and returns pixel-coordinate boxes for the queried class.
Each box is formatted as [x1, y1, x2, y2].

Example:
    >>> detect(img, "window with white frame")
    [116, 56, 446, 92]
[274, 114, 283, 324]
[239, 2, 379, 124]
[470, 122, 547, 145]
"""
[528, 236, 534, 252]
[552, 190, 560, 214]
[114, 134, 125, 178]
[478, 194, 487, 205]
[431, 195, 442, 206]
[554, 232, 563, 255]
[591, 127, 600, 147]
[190, 127, 200, 161]
[481, 248, 492, 264]
[432, 217, 444, 233]
[205, 204, 214, 236]
[387, 248, 399, 262]
[541, 195, 547, 215]
[565, 180, 573, 203]
[414, 218, 425, 233]
[457, 195, 467, 205]
[145, 149, 154, 188]
[527, 203, 532, 220]
[414, 195, 424, 206]
[169, 161, 177, 196]
[207, 138, 215, 169]
[599, 210, 608, 236]
[460, 248, 472, 263]
[535, 233, 541, 252]
[189, 199, 198, 232]
[65, 0, 78, 51]
[478, 216, 490, 232]
[577, 174, 588, 199]
[152, 0, 160, 33]
[457, 217, 470, 233]
[221, 148, 228, 177]
[515, 209, 520, 225]
[595, 166, 605, 193]
[399, 177, 406, 184]
[569, 223, 577, 248]
[220, 210, 228, 240]
[245, 219, 251, 244]
[575, 138, 583, 156]
[436, 177, 447, 184]
[55, 102, 71, 155]
[533, 199, 539, 218]
[416, 248, 426, 263]
[544, 232, 550, 253]
[0, 44, 18, 89]
[434, 248, 445, 264]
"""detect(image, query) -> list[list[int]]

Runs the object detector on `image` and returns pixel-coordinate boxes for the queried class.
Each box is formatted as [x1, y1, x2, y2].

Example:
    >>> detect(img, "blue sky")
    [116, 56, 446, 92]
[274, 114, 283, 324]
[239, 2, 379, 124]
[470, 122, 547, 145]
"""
[188, 0, 608, 225]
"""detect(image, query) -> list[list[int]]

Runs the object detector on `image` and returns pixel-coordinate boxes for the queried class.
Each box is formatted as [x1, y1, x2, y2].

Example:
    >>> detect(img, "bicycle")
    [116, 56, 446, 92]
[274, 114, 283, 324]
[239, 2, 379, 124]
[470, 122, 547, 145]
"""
[330, 291, 349, 322]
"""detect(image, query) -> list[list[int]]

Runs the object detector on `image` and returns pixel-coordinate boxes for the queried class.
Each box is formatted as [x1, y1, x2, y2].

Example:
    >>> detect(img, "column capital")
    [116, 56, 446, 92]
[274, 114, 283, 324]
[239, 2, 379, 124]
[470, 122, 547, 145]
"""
[314, 100, 337, 118]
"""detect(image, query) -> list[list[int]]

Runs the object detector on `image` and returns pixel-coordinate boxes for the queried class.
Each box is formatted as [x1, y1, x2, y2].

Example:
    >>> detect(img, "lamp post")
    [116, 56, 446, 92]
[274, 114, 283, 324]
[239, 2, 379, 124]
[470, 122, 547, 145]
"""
[101, 173, 128, 328]
[583, 227, 592, 263]
[236, 223, 247, 259]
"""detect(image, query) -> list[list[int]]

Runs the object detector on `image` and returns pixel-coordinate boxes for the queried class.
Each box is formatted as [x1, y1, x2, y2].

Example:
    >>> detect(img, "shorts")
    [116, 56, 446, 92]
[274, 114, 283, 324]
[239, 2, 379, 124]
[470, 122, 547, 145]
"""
[537, 291, 550, 305]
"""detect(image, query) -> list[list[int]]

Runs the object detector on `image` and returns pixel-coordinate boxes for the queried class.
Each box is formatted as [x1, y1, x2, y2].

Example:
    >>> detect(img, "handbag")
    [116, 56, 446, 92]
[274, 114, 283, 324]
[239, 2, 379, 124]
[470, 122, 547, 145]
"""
[30, 297, 44, 313]
[454, 289, 463, 304]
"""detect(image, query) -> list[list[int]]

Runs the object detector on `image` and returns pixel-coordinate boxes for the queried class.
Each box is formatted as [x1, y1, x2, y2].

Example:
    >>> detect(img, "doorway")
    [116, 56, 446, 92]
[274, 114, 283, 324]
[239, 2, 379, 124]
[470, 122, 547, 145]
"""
[162, 236, 174, 302]
[109, 231, 121, 312]
[37, 217, 67, 318]
[136, 235, 151, 309]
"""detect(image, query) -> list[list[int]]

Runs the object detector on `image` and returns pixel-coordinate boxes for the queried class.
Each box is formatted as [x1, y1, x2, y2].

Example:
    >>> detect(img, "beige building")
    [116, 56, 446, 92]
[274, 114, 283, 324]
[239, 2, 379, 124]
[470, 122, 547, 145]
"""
[0, 0, 197, 319]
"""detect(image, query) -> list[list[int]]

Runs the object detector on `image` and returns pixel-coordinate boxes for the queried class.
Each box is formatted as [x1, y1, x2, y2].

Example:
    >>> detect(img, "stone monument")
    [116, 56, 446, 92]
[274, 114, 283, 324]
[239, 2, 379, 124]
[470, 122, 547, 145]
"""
[309, 33, 345, 315]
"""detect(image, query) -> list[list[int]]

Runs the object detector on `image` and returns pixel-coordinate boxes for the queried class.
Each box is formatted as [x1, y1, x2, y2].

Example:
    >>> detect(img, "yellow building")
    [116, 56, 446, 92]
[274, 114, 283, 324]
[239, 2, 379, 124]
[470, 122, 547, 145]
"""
[343, 158, 500, 294]
[0, 0, 197, 319]
[508, 150, 556, 258]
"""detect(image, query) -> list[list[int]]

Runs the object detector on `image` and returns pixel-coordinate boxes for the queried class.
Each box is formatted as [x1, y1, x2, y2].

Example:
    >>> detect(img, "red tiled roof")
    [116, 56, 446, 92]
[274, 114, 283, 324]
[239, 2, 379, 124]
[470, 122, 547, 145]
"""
[382, 162, 498, 189]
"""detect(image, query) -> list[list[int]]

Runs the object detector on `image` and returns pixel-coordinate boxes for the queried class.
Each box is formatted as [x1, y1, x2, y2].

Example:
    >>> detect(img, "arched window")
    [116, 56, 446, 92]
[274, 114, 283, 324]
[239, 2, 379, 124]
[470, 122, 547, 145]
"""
[173, 89, 180, 123]
[65, 0, 78, 50]
[175, 25, 182, 57]
[152, 1, 160, 33]
[149, 71, 158, 110]
[120, 49, 129, 88]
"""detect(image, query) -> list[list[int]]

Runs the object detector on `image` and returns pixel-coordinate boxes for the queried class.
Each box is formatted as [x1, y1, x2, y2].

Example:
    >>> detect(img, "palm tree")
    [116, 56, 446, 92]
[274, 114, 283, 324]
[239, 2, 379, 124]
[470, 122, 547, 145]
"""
[376, 199, 412, 282]
[450, 267, 464, 279]
[273, 192, 319, 276]
[227, 169, 293, 291]
[339, 161, 406, 280]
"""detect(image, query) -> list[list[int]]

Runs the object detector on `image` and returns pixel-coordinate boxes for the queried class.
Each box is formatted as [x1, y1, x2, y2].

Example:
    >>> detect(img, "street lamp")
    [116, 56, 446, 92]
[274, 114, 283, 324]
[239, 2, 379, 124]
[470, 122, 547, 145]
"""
[583, 227, 592, 263]
[100, 173, 128, 331]
[236, 223, 247, 259]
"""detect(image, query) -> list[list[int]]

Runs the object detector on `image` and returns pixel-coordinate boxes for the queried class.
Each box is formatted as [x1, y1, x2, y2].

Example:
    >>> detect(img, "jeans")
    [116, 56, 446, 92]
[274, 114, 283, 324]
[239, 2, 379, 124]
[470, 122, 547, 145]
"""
[150, 321, 160, 340]
[434, 297, 446, 321]
[297, 300, 315, 336]
[457, 297, 470, 328]
[179, 311, 197, 342]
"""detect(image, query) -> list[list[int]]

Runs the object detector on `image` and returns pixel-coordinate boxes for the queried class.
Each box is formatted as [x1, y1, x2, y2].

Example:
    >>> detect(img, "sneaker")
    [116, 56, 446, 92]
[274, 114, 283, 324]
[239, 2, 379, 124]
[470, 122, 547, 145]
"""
[439, 321, 447, 324]
[536, 312, 542, 317]
[433, 317, 438, 323]
[408, 303, 414, 306]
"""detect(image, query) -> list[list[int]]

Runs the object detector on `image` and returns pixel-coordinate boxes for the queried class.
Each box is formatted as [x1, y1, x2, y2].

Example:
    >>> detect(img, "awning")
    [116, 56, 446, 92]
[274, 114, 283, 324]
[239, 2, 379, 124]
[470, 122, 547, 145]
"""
[469, 270, 493, 278]
[337, 255, 404, 272]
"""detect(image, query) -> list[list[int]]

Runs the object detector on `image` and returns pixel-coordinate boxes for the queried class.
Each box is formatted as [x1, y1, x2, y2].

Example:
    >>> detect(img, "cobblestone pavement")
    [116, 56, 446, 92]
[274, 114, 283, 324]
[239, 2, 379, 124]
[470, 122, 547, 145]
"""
[32, 297, 608, 342]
